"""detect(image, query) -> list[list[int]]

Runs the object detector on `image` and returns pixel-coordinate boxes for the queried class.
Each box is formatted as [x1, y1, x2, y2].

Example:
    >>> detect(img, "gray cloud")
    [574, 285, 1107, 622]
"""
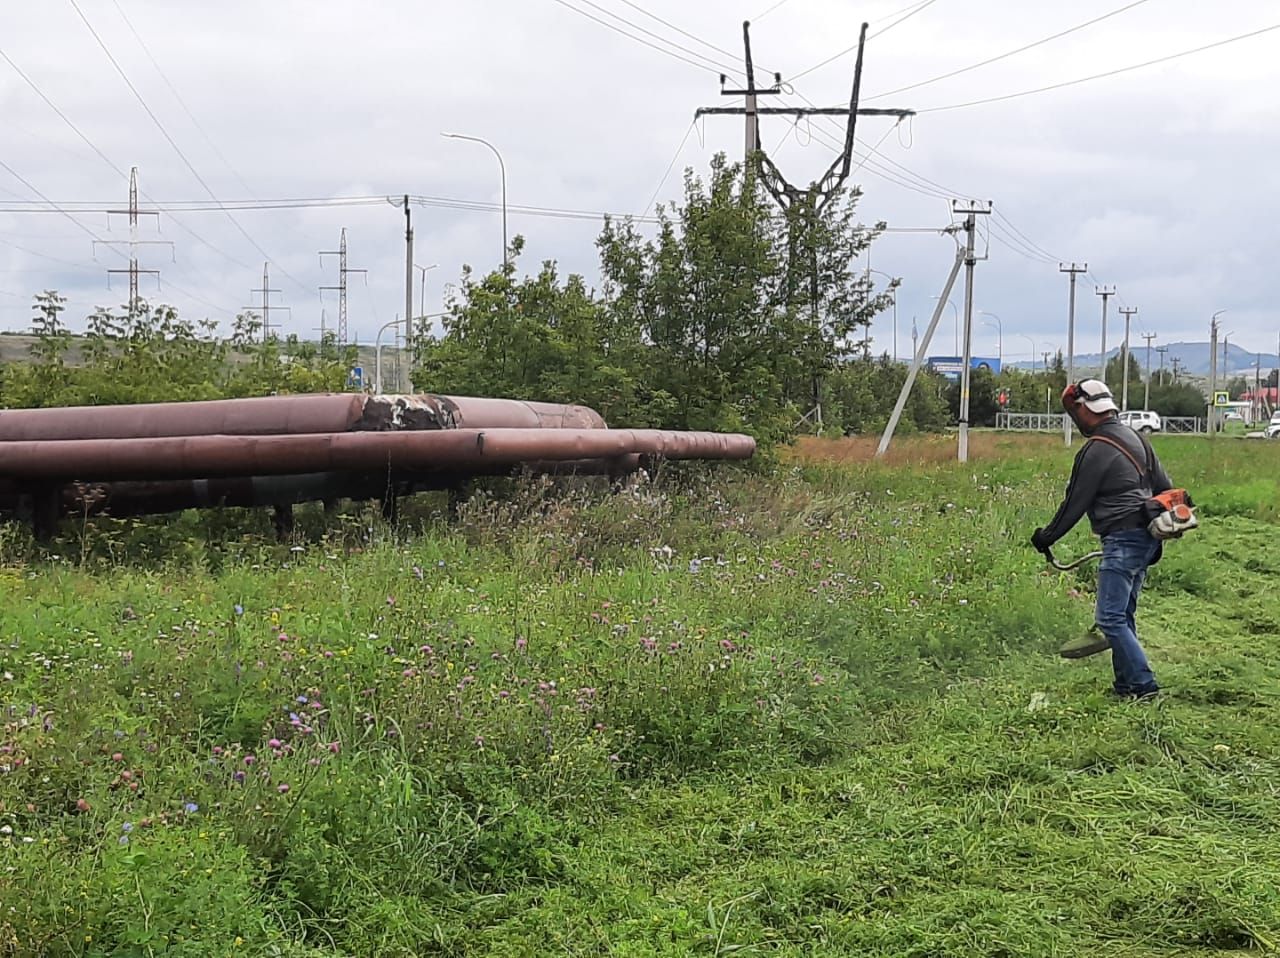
[1, 0, 1277, 366]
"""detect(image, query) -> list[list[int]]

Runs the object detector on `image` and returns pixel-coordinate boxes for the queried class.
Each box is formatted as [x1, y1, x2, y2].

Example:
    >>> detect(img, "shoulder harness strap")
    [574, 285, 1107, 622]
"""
[1088, 433, 1146, 476]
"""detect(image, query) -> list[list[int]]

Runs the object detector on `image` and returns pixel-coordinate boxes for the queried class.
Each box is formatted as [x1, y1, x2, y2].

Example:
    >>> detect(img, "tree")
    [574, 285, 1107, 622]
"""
[946, 366, 1000, 427]
[1148, 382, 1207, 418]
[597, 154, 889, 440]
[1104, 352, 1143, 398]
[3, 296, 355, 409]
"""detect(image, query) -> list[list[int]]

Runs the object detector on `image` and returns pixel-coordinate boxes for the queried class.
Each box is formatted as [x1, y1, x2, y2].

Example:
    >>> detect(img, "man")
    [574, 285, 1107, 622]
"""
[1031, 379, 1174, 700]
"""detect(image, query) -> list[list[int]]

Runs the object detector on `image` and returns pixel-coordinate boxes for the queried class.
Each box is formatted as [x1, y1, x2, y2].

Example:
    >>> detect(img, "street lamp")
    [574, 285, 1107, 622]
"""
[866, 268, 899, 360]
[930, 295, 959, 354]
[442, 132, 508, 267]
[413, 263, 438, 318]
[375, 316, 407, 395]
[1019, 334, 1036, 374]
[979, 311, 1002, 368]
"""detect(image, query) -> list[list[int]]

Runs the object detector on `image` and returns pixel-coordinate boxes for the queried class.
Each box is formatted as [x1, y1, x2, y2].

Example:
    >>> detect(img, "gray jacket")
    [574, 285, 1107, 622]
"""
[1040, 416, 1173, 545]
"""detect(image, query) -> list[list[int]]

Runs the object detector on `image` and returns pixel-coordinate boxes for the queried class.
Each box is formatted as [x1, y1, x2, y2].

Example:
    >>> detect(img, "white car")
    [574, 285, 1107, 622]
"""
[1118, 410, 1162, 433]
[1267, 413, 1280, 439]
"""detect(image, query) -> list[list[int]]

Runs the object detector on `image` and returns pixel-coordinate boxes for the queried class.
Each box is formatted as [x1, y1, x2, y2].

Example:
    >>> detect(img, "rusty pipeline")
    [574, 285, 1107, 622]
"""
[0, 429, 754, 483]
[0, 394, 605, 441]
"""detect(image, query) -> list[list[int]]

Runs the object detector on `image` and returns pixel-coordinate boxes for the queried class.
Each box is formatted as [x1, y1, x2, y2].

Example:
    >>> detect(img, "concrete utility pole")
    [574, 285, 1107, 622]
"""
[1171, 355, 1181, 383]
[1119, 307, 1138, 412]
[397, 196, 414, 383]
[1156, 345, 1168, 385]
[1096, 285, 1115, 385]
[245, 263, 290, 342]
[954, 200, 993, 463]
[1208, 310, 1225, 437]
[1059, 262, 1087, 445]
[717, 23, 783, 162]
[1142, 332, 1157, 410]
[877, 246, 965, 458]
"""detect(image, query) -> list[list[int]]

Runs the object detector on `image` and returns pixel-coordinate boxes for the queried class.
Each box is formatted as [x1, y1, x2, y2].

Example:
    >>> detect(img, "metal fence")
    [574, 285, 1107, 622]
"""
[996, 412, 1205, 434]
[996, 412, 1067, 431]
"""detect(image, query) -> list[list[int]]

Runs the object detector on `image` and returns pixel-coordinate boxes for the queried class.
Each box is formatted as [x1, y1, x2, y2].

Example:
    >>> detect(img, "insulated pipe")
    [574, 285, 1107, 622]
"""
[0, 429, 754, 482]
[0, 394, 368, 441]
[0, 394, 606, 441]
[0, 456, 647, 520]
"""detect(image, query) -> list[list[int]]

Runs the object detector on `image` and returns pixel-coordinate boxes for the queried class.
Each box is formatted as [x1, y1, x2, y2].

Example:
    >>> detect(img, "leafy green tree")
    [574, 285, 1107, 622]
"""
[946, 366, 1000, 426]
[596, 154, 889, 440]
[1104, 352, 1142, 399]
[1149, 382, 1208, 418]
[417, 239, 645, 425]
[827, 356, 948, 435]
[3, 297, 355, 409]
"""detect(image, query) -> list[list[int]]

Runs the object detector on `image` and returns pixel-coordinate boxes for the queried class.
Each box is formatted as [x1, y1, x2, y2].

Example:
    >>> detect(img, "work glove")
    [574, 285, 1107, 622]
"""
[1030, 527, 1052, 556]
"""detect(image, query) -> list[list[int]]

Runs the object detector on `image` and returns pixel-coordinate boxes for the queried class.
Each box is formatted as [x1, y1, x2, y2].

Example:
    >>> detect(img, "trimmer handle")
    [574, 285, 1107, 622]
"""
[1044, 547, 1104, 572]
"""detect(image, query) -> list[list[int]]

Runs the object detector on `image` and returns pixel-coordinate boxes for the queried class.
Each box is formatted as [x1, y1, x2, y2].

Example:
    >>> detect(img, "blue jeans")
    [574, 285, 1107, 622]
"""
[1095, 528, 1161, 695]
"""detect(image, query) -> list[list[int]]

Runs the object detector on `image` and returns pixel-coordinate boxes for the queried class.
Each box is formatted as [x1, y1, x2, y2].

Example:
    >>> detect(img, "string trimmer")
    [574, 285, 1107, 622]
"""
[1042, 547, 1103, 572]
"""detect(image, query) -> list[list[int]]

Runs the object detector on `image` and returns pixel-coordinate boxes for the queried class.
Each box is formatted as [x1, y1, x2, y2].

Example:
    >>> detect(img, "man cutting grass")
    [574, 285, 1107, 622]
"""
[1031, 379, 1175, 700]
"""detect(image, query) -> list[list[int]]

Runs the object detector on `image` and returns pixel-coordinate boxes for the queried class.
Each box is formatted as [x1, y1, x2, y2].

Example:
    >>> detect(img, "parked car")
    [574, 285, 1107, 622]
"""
[1267, 412, 1280, 439]
[1224, 412, 1245, 423]
[1118, 410, 1162, 433]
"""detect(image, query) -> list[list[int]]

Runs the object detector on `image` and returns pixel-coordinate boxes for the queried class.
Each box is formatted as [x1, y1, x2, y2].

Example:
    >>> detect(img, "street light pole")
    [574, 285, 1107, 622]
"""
[413, 263, 438, 321]
[442, 132, 508, 267]
[929, 296, 959, 354]
[375, 315, 406, 395]
[1020, 333, 1036, 375]
[979, 311, 1002, 367]
[866, 268, 899, 360]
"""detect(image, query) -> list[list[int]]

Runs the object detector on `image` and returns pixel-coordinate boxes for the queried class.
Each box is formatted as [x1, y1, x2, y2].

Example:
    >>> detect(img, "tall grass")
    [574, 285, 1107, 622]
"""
[1, 434, 1278, 955]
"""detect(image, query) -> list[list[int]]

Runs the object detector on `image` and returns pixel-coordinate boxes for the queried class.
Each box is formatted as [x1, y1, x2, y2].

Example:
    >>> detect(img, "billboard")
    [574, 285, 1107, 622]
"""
[927, 356, 1002, 381]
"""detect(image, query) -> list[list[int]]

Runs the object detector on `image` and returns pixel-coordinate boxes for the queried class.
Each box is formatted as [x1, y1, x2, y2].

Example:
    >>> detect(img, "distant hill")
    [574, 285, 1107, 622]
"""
[1009, 341, 1278, 378]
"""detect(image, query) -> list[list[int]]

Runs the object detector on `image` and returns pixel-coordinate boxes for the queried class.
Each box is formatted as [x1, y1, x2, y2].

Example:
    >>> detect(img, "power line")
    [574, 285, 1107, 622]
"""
[0, 193, 663, 224]
[0, 236, 99, 272]
[751, 0, 795, 22]
[555, 0, 743, 74]
[67, 0, 305, 291]
[107, 0, 259, 201]
[0, 157, 122, 255]
[0, 43, 252, 273]
[1, 38, 254, 296]
[918, 21, 1280, 113]
[641, 121, 696, 217]
[871, 0, 942, 39]
[543, 0, 736, 77]
[610, 0, 741, 62]
[864, 0, 1152, 101]
[789, 0, 939, 81]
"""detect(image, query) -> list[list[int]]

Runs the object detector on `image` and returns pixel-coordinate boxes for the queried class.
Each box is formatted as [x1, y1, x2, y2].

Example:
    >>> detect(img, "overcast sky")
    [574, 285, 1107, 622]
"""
[2, 0, 1278, 366]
